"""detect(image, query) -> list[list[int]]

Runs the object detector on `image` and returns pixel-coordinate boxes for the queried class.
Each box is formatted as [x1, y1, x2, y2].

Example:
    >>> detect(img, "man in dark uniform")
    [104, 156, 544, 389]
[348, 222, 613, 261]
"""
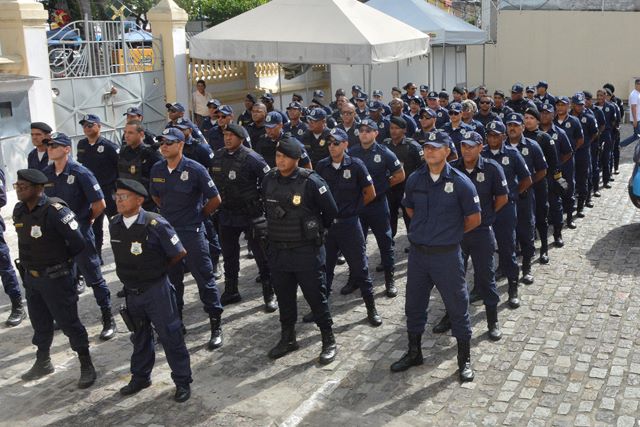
[110, 178, 192, 402]
[604, 83, 624, 175]
[390, 130, 481, 382]
[337, 103, 361, 147]
[482, 121, 532, 308]
[595, 89, 617, 191]
[419, 85, 429, 105]
[452, 86, 465, 103]
[442, 102, 473, 155]
[43, 132, 116, 340]
[526, 86, 541, 109]
[165, 102, 205, 142]
[426, 92, 449, 129]
[76, 114, 119, 264]
[367, 101, 391, 142]
[29, 122, 52, 170]
[414, 108, 459, 162]
[349, 84, 362, 105]
[261, 93, 289, 126]
[255, 112, 312, 169]
[329, 88, 346, 112]
[432, 131, 508, 340]
[506, 83, 538, 115]
[389, 98, 418, 138]
[438, 91, 450, 110]
[172, 118, 215, 167]
[314, 128, 381, 326]
[262, 138, 339, 365]
[237, 93, 256, 128]
[206, 105, 240, 151]
[570, 93, 598, 218]
[199, 99, 220, 137]
[15, 168, 96, 388]
[474, 96, 499, 127]
[123, 107, 157, 148]
[585, 91, 605, 201]
[535, 81, 556, 105]
[299, 108, 331, 164]
[347, 119, 405, 297]
[461, 100, 487, 141]
[246, 102, 268, 145]
[284, 101, 308, 137]
[150, 128, 223, 349]
[493, 90, 514, 122]
[604, 88, 621, 180]
[354, 92, 369, 120]
[372, 90, 392, 116]
[210, 124, 276, 312]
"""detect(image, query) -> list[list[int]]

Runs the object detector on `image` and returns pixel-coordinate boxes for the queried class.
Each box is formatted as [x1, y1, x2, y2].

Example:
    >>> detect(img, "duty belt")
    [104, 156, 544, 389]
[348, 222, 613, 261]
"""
[410, 243, 458, 255]
[27, 261, 72, 279]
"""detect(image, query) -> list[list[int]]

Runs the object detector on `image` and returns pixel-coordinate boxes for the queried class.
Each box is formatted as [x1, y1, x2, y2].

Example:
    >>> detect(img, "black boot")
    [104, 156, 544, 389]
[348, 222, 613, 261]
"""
[261, 279, 278, 313]
[456, 339, 474, 382]
[521, 257, 534, 285]
[507, 280, 520, 309]
[319, 328, 337, 365]
[6, 296, 26, 327]
[340, 276, 358, 295]
[390, 333, 423, 372]
[539, 234, 549, 264]
[363, 295, 382, 327]
[120, 378, 152, 396]
[268, 325, 299, 359]
[220, 278, 241, 305]
[208, 315, 223, 350]
[432, 313, 451, 334]
[116, 287, 126, 298]
[22, 351, 54, 381]
[78, 351, 97, 389]
[485, 304, 502, 341]
[99, 307, 116, 341]
[375, 263, 384, 272]
[585, 195, 594, 208]
[384, 268, 397, 298]
[174, 384, 191, 402]
[553, 225, 564, 248]
[566, 212, 577, 229]
[576, 199, 585, 218]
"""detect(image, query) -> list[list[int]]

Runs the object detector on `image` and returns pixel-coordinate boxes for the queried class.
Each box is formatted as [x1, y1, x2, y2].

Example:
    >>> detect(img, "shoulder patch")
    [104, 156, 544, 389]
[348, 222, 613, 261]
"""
[319, 185, 327, 195]
[93, 183, 101, 191]
[170, 234, 180, 245]
[52, 202, 65, 211]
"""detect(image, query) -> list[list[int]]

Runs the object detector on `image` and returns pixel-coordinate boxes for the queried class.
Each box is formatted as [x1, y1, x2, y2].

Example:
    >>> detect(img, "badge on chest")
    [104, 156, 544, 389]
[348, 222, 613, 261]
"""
[30, 225, 42, 238]
[502, 157, 510, 166]
[229, 170, 236, 180]
[97, 145, 104, 153]
[180, 171, 189, 181]
[444, 182, 454, 193]
[521, 147, 529, 156]
[476, 172, 485, 183]
[67, 175, 75, 185]
[292, 194, 302, 206]
[130, 165, 136, 175]
[130, 241, 143, 255]
[374, 154, 382, 163]
[343, 169, 351, 179]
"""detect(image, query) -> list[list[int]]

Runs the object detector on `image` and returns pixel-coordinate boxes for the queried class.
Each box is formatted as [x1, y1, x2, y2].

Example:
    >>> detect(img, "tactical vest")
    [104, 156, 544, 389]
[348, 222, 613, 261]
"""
[210, 148, 262, 216]
[304, 131, 330, 165]
[118, 145, 148, 182]
[263, 169, 323, 247]
[110, 212, 169, 288]
[14, 197, 73, 270]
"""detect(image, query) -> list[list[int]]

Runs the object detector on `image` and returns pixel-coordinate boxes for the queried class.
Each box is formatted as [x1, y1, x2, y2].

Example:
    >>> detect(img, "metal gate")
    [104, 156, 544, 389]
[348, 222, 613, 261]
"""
[49, 19, 166, 147]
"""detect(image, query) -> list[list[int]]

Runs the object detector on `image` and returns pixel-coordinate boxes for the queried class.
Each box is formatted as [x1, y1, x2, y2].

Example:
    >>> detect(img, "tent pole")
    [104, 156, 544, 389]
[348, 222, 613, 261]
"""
[369, 64, 373, 96]
[442, 38, 446, 90]
[362, 65, 366, 93]
[305, 65, 309, 104]
[278, 63, 283, 111]
[396, 61, 400, 88]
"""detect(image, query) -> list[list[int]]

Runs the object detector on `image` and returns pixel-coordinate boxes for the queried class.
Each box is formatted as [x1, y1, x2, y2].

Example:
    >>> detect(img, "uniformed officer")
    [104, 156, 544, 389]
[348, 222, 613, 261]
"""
[407, 97, 424, 124]
[329, 88, 346, 112]
[401, 82, 418, 104]
[506, 83, 538, 115]
[482, 121, 532, 308]
[354, 92, 369, 120]
[205, 104, 236, 151]
[314, 128, 381, 326]
[237, 93, 256, 127]
[347, 119, 405, 297]
[442, 102, 473, 155]
[122, 107, 157, 148]
[452, 86, 465, 103]
[256, 112, 312, 168]
[372, 89, 392, 116]
[29, 122, 52, 170]
[570, 93, 598, 218]
[262, 138, 339, 365]
[535, 81, 556, 105]
[199, 98, 221, 136]
[284, 101, 308, 137]
[492, 90, 514, 122]
[438, 91, 451, 110]
[604, 88, 621, 180]
[418, 85, 430, 105]
[14, 169, 96, 389]
[76, 114, 119, 263]
[110, 178, 192, 403]
[474, 96, 499, 127]
[367, 101, 390, 142]
[389, 98, 418, 138]
[432, 131, 508, 340]
[505, 113, 547, 284]
[584, 91, 605, 201]
[165, 102, 205, 142]
[261, 93, 289, 126]
[246, 102, 268, 145]
[210, 123, 276, 312]
[461, 99, 487, 141]
[337, 103, 362, 147]
[604, 83, 624, 175]
[596, 89, 617, 189]
[149, 128, 224, 349]
[426, 92, 450, 129]
[299, 108, 331, 164]
[414, 108, 459, 162]
[390, 130, 481, 382]
[42, 132, 116, 340]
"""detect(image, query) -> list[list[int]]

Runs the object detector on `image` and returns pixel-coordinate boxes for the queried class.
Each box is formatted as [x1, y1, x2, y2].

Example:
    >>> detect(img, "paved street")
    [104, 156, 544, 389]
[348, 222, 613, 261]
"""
[1, 128, 640, 427]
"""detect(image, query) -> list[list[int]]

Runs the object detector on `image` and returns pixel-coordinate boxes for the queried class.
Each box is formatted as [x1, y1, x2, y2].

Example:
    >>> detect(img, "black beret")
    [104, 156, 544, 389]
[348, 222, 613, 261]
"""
[245, 93, 257, 103]
[116, 178, 148, 198]
[389, 116, 407, 129]
[30, 122, 52, 133]
[17, 169, 48, 185]
[224, 123, 248, 139]
[276, 136, 302, 159]
[603, 83, 615, 93]
[524, 107, 540, 120]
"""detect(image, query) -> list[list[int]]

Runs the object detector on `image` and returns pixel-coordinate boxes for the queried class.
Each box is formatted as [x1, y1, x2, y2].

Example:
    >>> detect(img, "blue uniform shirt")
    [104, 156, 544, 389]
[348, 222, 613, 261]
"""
[434, 107, 450, 129]
[554, 115, 584, 151]
[481, 144, 530, 201]
[574, 111, 598, 150]
[596, 102, 616, 132]
[442, 122, 473, 154]
[508, 135, 548, 177]
[183, 136, 215, 168]
[348, 142, 402, 196]
[76, 136, 120, 187]
[315, 154, 373, 218]
[43, 159, 104, 224]
[109, 209, 185, 258]
[463, 119, 486, 141]
[391, 113, 418, 138]
[453, 156, 508, 227]
[544, 124, 573, 164]
[149, 155, 219, 228]
[284, 120, 308, 138]
[403, 162, 480, 246]
[27, 149, 49, 171]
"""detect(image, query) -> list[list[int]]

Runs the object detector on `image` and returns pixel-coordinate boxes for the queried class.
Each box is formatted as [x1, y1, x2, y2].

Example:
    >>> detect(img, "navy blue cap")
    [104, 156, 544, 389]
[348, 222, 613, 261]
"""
[540, 103, 555, 113]
[355, 92, 368, 101]
[287, 101, 303, 110]
[494, 90, 506, 97]
[461, 131, 484, 146]
[556, 96, 570, 105]
[313, 89, 325, 98]
[124, 107, 143, 116]
[46, 132, 72, 146]
[173, 117, 196, 130]
[536, 81, 548, 89]
[511, 83, 524, 93]
[372, 89, 383, 97]
[367, 101, 383, 111]
[526, 85, 535, 93]
[420, 107, 437, 118]
[583, 91, 593, 100]
[261, 93, 274, 103]
[79, 114, 101, 125]
[408, 96, 422, 105]
[359, 119, 378, 131]
[571, 93, 585, 105]
[292, 93, 303, 102]
[390, 116, 407, 129]
[224, 123, 248, 140]
[352, 84, 362, 92]
[276, 136, 302, 159]
[206, 99, 221, 108]
[265, 111, 283, 128]
[438, 91, 449, 99]
[307, 108, 327, 121]
[506, 113, 524, 125]
[419, 84, 429, 92]
[328, 127, 348, 143]
[166, 102, 185, 112]
[452, 86, 465, 94]
[116, 178, 148, 198]
[156, 127, 185, 142]
[427, 91, 439, 99]
[245, 93, 257, 103]
[486, 120, 506, 134]
[448, 102, 462, 113]
[31, 122, 52, 133]
[218, 105, 233, 116]
[422, 131, 449, 148]
[17, 169, 48, 185]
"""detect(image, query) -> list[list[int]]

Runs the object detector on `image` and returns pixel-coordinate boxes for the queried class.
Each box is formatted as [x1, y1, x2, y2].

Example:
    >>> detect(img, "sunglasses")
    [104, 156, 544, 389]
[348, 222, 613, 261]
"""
[82, 123, 96, 129]
[449, 111, 461, 115]
[479, 101, 491, 105]
[329, 140, 343, 146]
[47, 143, 65, 149]
[159, 140, 179, 146]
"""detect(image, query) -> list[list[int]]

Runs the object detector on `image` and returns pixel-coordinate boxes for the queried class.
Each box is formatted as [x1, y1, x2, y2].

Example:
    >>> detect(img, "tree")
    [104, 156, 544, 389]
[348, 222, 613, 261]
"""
[201, 0, 270, 27]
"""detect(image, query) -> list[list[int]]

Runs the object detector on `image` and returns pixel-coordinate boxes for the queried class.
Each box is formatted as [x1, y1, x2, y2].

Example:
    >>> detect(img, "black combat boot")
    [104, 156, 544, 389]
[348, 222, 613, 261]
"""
[22, 350, 54, 381]
[432, 313, 451, 334]
[521, 257, 534, 285]
[576, 199, 585, 218]
[485, 304, 502, 341]
[566, 212, 577, 229]
[507, 279, 520, 309]
[390, 333, 423, 372]
[174, 384, 191, 402]
[220, 278, 241, 305]
[553, 225, 564, 248]
[384, 268, 398, 298]
[585, 194, 594, 208]
[268, 325, 299, 359]
[120, 378, 152, 396]
[208, 315, 223, 350]
[456, 339, 474, 382]
[77, 350, 97, 389]
[539, 234, 549, 264]
[6, 296, 26, 327]
[319, 328, 337, 365]
[340, 275, 358, 295]
[261, 279, 278, 313]
[363, 295, 382, 327]
[99, 307, 116, 341]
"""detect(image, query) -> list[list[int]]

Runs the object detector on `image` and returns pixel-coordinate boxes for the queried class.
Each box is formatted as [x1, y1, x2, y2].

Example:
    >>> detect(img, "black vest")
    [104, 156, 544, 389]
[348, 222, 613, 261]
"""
[263, 169, 322, 247]
[14, 198, 73, 270]
[118, 144, 155, 186]
[210, 147, 262, 216]
[301, 129, 331, 165]
[110, 212, 169, 288]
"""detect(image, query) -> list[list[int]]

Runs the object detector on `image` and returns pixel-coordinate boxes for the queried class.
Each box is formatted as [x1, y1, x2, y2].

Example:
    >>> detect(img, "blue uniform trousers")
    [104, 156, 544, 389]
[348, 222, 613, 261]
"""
[600, 132, 613, 186]
[218, 223, 270, 281]
[24, 271, 89, 352]
[359, 198, 395, 269]
[126, 278, 192, 387]
[405, 245, 471, 340]
[169, 227, 223, 316]
[0, 232, 21, 300]
[387, 189, 411, 238]
[547, 177, 564, 227]
[575, 148, 592, 201]
[91, 183, 117, 258]
[77, 223, 111, 309]
[589, 140, 601, 193]
[325, 217, 373, 298]
[461, 227, 500, 306]
[534, 180, 550, 239]
[493, 201, 519, 281]
[516, 193, 536, 260]
[560, 158, 576, 215]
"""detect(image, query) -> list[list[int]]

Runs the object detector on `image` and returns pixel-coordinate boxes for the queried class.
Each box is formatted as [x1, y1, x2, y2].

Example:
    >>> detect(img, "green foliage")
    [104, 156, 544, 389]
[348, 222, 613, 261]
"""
[201, 0, 270, 26]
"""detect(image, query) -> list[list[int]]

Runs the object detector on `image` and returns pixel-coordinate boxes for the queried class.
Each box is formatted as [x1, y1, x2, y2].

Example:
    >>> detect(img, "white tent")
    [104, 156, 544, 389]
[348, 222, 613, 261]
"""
[189, 0, 430, 65]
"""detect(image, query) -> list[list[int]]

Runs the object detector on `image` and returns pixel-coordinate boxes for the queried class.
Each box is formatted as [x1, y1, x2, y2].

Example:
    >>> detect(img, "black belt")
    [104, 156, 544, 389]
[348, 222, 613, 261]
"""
[272, 240, 315, 249]
[411, 243, 458, 255]
[333, 216, 358, 224]
[27, 261, 71, 279]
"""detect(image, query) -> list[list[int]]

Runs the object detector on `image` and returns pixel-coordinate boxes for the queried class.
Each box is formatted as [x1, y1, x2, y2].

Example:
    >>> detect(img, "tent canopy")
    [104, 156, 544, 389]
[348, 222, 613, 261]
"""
[365, 0, 487, 45]
[189, 0, 429, 64]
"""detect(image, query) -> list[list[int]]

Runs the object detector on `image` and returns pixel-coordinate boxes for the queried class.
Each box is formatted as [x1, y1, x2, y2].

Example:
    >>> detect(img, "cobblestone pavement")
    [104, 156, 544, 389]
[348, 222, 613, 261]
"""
[1, 128, 640, 427]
